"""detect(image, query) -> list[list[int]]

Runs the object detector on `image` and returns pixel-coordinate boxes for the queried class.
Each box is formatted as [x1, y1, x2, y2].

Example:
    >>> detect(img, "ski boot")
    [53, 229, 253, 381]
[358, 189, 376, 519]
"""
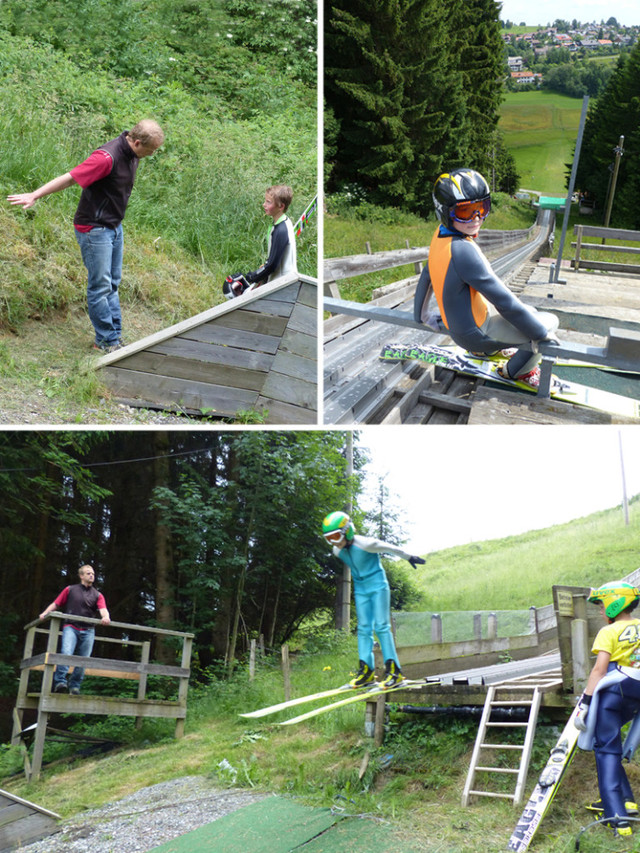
[349, 661, 376, 689]
[586, 798, 638, 815]
[381, 659, 405, 689]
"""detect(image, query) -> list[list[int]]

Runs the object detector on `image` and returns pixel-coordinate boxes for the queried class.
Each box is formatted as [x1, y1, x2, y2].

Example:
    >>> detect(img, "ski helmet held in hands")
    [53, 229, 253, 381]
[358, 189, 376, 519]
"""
[322, 511, 355, 544]
[588, 582, 640, 619]
[433, 169, 491, 230]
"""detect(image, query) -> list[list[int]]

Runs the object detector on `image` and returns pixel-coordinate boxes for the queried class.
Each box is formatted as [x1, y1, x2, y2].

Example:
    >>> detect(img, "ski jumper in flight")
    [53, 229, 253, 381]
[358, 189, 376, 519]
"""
[576, 582, 640, 840]
[414, 168, 559, 388]
[322, 511, 425, 689]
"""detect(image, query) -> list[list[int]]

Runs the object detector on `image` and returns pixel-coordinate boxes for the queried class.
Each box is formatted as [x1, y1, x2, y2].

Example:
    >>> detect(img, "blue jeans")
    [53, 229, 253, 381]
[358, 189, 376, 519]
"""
[75, 224, 123, 346]
[54, 625, 96, 691]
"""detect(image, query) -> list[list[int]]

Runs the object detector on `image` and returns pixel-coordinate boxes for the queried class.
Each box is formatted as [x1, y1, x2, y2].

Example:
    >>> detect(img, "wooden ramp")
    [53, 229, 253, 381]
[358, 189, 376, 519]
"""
[0, 789, 60, 851]
[95, 272, 318, 424]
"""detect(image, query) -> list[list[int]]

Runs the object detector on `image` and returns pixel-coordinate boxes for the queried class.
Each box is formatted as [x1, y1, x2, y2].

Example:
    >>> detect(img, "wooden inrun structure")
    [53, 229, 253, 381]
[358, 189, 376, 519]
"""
[367, 569, 640, 806]
[0, 789, 60, 851]
[95, 271, 318, 424]
[11, 613, 194, 782]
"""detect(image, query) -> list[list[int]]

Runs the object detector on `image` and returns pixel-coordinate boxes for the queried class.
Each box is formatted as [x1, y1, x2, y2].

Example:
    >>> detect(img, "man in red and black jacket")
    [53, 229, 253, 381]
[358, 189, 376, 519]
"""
[8, 120, 164, 352]
[39, 564, 110, 694]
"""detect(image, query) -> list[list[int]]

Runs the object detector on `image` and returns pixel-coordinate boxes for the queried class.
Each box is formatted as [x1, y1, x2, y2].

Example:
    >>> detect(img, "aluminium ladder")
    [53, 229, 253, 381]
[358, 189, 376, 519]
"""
[462, 668, 563, 806]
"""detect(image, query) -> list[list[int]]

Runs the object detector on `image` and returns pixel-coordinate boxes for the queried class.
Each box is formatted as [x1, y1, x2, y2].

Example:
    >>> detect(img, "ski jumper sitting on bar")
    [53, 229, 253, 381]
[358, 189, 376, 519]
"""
[322, 511, 425, 689]
[575, 582, 640, 839]
[413, 168, 559, 388]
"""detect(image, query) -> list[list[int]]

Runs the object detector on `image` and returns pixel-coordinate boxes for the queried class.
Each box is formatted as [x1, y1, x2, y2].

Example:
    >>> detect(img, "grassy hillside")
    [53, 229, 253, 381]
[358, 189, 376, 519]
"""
[410, 496, 640, 612]
[0, 0, 317, 415]
[499, 91, 583, 194]
[2, 502, 638, 851]
[0, 18, 316, 327]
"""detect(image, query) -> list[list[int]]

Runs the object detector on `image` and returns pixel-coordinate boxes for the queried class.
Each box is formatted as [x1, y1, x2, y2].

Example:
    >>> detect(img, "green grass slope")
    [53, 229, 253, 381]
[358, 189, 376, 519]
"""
[411, 497, 640, 613]
[499, 91, 583, 194]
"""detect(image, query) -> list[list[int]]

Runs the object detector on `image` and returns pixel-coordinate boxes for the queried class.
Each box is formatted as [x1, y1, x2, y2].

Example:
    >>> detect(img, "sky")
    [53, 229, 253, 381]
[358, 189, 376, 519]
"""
[498, 0, 639, 27]
[361, 426, 640, 553]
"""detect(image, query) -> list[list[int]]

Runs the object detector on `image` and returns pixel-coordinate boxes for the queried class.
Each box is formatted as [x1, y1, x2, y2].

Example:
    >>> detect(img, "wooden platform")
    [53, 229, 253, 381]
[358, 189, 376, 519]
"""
[96, 272, 318, 424]
[0, 789, 60, 852]
[523, 262, 640, 336]
[468, 384, 639, 424]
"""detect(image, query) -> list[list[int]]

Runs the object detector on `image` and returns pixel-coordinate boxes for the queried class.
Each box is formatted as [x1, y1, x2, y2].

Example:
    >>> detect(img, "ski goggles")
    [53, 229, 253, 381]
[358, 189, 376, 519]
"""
[450, 198, 491, 222]
[323, 530, 345, 544]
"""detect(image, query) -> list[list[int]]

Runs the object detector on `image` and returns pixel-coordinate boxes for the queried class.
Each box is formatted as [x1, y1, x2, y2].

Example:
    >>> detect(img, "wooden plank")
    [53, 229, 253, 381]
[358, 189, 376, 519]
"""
[100, 368, 259, 416]
[260, 370, 317, 408]
[297, 281, 318, 309]
[39, 694, 186, 718]
[269, 351, 317, 384]
[468, 386, 637, 425]
[573, 225, 640, 241]
[210, 309, 288, 337]
[0, 802, 32, 826]
[180, 323, 281, 354]
[255, 396, 317, 424]
[111, 351, 270, 393]
[23, 654, 189, 679]
[148, 337, 274, 372]
[571, 242, 640, 255]
[287, 301, 317, 336]
[417, 389, 473, 414]
[247, 296, 295, 317]
[571, 259, 640, 274]
[324, 247, 430, 281]
[263, 282, 300, 304]
[0, 811, 60, 851]
[279, 328, 317, 359]
[30, 664, 140, 681]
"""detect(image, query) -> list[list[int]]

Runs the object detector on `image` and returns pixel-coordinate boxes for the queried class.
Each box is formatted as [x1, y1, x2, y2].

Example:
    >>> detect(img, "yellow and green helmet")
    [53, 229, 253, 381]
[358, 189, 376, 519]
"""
[588, 582, 640, 618]
[322, 511, 355, 543]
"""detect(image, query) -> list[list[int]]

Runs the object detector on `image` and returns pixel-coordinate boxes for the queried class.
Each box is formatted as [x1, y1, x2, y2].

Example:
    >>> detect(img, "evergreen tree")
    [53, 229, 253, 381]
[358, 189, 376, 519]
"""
[325, 0, 506, 215]
[452, 0, 506, 182]
[325, 0, 415, 206]
[576, 43, 640, 227]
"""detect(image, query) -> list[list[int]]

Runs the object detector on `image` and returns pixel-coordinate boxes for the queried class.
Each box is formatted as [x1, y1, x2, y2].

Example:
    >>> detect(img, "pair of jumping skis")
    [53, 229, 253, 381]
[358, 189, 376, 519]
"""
[507, 703, 581, 851]
[379, 342, 640, 418]
[240, 678, 436, 726]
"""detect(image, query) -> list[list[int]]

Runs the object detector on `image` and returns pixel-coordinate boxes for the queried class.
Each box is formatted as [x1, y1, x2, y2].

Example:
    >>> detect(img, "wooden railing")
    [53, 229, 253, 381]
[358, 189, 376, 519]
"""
[376, 605, 558, 680]
[11, 613, 194, 780]
[572, 224, 640, 274]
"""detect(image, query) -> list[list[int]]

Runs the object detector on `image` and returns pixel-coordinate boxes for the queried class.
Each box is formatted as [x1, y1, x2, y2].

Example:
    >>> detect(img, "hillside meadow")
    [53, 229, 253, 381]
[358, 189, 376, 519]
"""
[499, 90, 583, 194]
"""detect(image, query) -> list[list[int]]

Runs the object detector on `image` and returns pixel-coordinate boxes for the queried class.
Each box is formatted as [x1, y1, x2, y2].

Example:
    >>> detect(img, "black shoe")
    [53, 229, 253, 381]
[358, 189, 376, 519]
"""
[54, 682, 68, 693]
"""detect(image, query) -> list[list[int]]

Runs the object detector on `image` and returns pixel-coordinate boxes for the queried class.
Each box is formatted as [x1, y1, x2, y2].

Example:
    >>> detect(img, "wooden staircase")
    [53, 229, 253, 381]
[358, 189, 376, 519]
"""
[462, 667, 563, 806]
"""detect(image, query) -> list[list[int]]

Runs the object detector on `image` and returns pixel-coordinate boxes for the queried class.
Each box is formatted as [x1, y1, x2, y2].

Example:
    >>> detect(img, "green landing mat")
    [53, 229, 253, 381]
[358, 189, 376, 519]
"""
[149, 796, 423, 853]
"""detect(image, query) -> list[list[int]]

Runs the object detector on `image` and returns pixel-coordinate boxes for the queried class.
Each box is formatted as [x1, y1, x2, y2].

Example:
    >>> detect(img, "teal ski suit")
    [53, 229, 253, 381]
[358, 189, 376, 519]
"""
[332, 535, 412, 669]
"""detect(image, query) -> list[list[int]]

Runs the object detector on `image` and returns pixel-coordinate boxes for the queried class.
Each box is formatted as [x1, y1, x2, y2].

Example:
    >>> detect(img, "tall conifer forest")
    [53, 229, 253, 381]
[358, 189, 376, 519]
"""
[325, 0, 510, 214]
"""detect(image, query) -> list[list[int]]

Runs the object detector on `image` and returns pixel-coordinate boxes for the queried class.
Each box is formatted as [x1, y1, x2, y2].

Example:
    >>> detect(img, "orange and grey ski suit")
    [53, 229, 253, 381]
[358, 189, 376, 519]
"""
[414, 226, 558, 377]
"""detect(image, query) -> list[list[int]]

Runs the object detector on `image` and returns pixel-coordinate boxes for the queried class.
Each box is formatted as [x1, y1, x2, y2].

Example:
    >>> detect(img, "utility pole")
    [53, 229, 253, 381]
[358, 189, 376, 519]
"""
[553, 96, 589, 283]
[602, 136, 624, 239]
[619, 431, 629, 526]
[336, 433, 353, 632]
